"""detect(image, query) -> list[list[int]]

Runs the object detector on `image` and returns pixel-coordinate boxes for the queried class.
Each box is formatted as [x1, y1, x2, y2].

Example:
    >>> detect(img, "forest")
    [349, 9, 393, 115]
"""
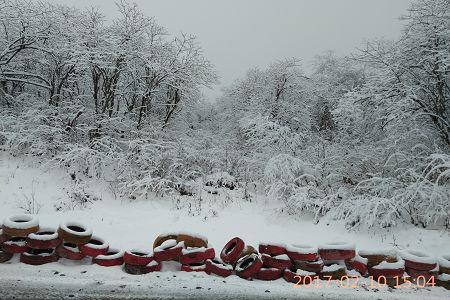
[0, 0, 449, 230]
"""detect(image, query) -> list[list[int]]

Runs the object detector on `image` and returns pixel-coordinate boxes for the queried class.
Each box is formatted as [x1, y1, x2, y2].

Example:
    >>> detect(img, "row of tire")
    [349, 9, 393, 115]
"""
[1, 214, 449, 290]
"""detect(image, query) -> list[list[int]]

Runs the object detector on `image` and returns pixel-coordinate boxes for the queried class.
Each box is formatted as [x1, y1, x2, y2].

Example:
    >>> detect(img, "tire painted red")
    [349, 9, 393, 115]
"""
[26, 230, 61, 250]
[220, 237, 245, 264]
[56, 243, 86, 260]
[404, 259, 437, 272]
[286, 250, 318, 262]
[294, 260, 323, 273]
[283, 269, 298, 283]
[346, 259, 368, 275]
[368, 267, 404, 278]
[261, 253, 292, 270]
[205, 259, 233, 277]
[405, 267, 436, 280]
[93, 250, 124, 267]
[123, 250, 154, 266]
[319, 249, 355, 260]
[2, 237, 30, 254]
[145, 261, 162, 272]
[181, 263, 206, 272]
[0, 249, 13, 263]
[180, 247, 215, 265]
[235, 253, 263, 279]
[79, 237, 109, 257]
[258, 244, 286, 256]
[154, 242, 184, 262]
[255, 268, 283, 280]
[20, 249, 59, 265]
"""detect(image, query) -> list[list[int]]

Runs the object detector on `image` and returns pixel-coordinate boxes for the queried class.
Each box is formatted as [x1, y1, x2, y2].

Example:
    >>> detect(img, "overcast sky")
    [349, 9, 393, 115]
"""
[47, 0, 413, 99]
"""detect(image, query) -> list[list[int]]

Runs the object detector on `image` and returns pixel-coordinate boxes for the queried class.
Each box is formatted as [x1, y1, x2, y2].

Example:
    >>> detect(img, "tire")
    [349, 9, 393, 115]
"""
[359, 249, 397, 267]
[293, 259, 323, 273]
[0, 229, 11, 245]
[237, 245, 257, 261]
[405, 267, 437, 280]
[220, 237, 245, 264]
[346, 255, 368, 275]
[283, 269, 298, 283]
[205, 258, 233, 277]
[319, 242, 355, 261]
[254, 267, 283, 281]
[2, 214, 39, 237]
[261, 253, 293, 270]
[124, 263, 150, 275]
[145, 261, 162, 272]
[400, 250, 437, 271]
[56, 243, 86, 260]
[58, 221, 93, 245]
[153, 233, 178, 249]
[79, 236, 109, 257]
[93, 249, 124, 267]
[0, 249, 13, 263]
[20, 249, 59, 265]
[181, 262, 206, 272]
[154, 240, 184, 262]
[286, 244, 318, 262]
[368, 258, 405, 278]
[235, 253, 263, 279]
[438, 256, 450, 274]
[2, 237, 30, 254]
[123, 249, 154, 266]
[436, 275, 450, 290]
[176, 233, 208, 248]
[319, 264, 346, 280]
[258, 243, 286, 256]
[179, 247, 215, 265]
[26, 228, 61, 250]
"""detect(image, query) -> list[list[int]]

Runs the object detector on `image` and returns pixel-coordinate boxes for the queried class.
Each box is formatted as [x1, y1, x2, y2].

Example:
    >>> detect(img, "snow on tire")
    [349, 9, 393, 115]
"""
[258, 242, 286, 256]
[123, 249, 154, 266]
[235, 253, 263, 279]
[2, 237, 30, 254]
[438, 256, 450, 274]
[93, 249, 124, 267]
[436, 274, 450, 290]
[346, 254, 368, 275]
[286, 244, 318, 262]
[293, 259, 323, 273]
[181, 262, 207, 272]
[400, 249, 437, 271]
[26, 228, 61, 249]
[58, 221, 93, 245]
[319, 263, 347, 280]
[237, 245, 258, 261]
[205, 258, 233, 277]
[176, 233, 208, 248]
[20, 249, 59, 265]
[359, 249, 397, 267]
[153, 233, 178, 249]
[319, 242, 355, 261]
[154, 239, 184, 262]
[79, 236, 109, 257]
[254, 267, 283, 281]
[0, 249, 13, 263]
[2, 215, 39, 237]
[368, 258, 405, 278]
[56, 242, 86, 260]
[179, 247, 215, 265]
[261, 253, 293, 270]
[220, 237, 245, 264]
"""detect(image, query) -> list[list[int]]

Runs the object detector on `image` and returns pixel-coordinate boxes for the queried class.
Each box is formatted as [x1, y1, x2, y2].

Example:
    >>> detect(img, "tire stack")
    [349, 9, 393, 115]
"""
[285, 244, 321, 282]
[1, 215, 39, 263]
[22, 227, 60, 265]
[362, 249, 405, 287]
[219, 237, 261, 279]
[178, 233, 214, 272]
[56, 221, 92, 261]
[123, 249, 160, 274]
[437, 256, 450, 290]
[257, 243, 289, 281]
[400, 250, 438, 282]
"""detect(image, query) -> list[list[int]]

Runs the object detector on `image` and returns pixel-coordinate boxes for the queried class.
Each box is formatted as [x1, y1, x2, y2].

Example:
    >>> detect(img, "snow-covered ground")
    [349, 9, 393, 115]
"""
[1, 153, 450, 299]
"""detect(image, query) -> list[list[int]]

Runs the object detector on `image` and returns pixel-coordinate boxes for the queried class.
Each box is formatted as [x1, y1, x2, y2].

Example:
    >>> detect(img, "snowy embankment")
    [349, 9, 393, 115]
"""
[1, 153, 449, 299]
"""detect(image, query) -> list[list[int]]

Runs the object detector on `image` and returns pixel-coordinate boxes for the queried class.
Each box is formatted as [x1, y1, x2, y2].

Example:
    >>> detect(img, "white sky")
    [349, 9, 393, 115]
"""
[46, 0, 413, 99]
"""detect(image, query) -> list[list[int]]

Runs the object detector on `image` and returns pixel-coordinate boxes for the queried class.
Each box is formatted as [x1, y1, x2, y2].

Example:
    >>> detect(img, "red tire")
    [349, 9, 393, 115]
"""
[180, 247, 215, 265]
[205, 258, 233, 277]
[261, 253, 293, 270]
[154, 240, 184, 262]
[145, 261, 162, 272]
[286, 244, 318, 261]
[283, 269, 297, 283]
[438, 256, 450, 274]
[26, 228, 61, 250]
[2, 237, 30, 254]
[79, 237, 109, 257]
[284, 269, 316, 283]
[258, 243, 286, 256]
[255, 267, 283, 280]
[220, 237, 245, 264]
[400, 250, 437, 271]
[0, 229, 11, 245]
[181, 262, 206, 272]
[294, 259, 323, 273]
[405, 267, 436, 280]
[58, 221, 93, 245]
[93, 249, 124, 267]
[56, 243, 86, 260]
[0, 249, 13, 263]
[235, 253, 263, 279]
[20, 249, 59, 265]
[319, 242, 355, 260]
[123, 249, 154, 266]
[368, 259, 405, 278]
[346, 255, 368, 275]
